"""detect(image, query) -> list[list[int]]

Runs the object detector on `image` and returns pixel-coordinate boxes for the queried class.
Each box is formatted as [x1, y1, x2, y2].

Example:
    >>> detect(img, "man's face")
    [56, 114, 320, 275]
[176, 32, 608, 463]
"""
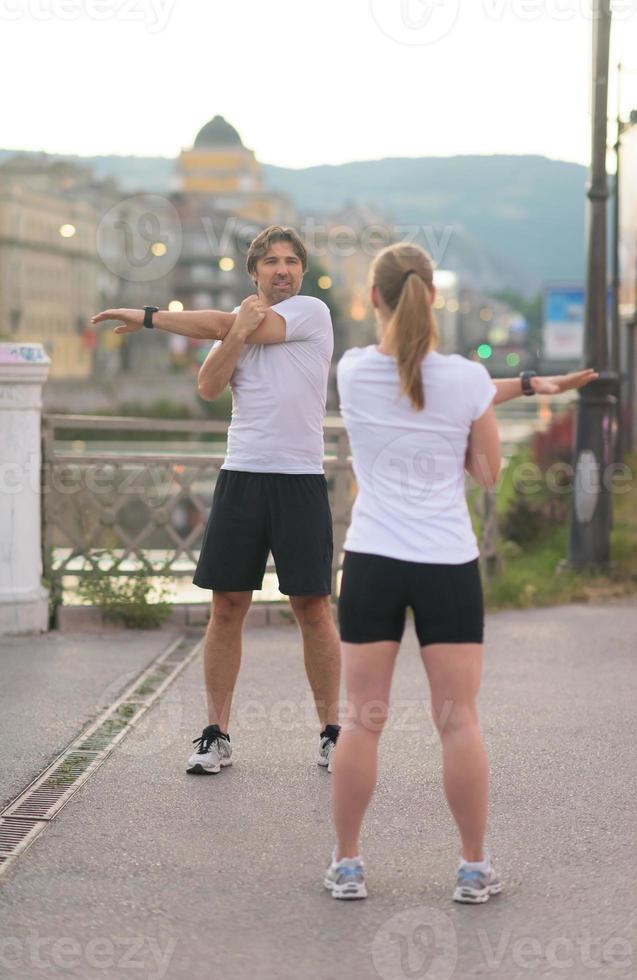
[253, 241, 304, 305]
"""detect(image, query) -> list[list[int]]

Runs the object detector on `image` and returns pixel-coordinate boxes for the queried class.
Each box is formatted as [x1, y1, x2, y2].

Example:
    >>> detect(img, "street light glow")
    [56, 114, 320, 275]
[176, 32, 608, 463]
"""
[59, 224, 76, 238]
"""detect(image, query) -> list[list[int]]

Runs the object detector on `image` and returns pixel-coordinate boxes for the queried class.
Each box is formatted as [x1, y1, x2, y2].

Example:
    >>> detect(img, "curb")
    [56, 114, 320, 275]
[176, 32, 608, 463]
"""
[56, 603, 309, 632]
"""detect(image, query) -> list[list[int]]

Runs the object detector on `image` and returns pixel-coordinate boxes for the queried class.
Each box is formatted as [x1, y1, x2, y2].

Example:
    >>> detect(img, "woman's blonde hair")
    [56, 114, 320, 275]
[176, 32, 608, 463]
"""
[371, 243, 438, 410]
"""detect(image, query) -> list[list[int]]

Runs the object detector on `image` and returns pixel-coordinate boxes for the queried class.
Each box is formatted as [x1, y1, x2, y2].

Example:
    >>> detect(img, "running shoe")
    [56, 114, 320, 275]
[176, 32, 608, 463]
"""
[186, 723, 232, 775]
[317, 725, 340, 773]
[324, 851, 368, 900]
[453, 855, 502, 904]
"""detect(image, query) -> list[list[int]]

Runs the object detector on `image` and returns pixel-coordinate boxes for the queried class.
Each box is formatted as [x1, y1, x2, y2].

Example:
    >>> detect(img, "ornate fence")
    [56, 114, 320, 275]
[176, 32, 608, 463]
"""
[41, 413, 498, 610]
[41, 415, 354, 608]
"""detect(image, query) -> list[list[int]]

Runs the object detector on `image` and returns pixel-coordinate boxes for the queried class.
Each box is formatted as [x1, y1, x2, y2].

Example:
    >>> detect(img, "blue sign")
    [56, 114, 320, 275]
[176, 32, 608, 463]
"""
[543, 285, 612, 361]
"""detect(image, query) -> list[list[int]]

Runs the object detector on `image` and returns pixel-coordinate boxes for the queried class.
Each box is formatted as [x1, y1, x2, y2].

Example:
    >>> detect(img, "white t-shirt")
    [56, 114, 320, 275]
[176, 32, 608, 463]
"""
[337, 346, 497, 564]
[219, 295, 334, 474]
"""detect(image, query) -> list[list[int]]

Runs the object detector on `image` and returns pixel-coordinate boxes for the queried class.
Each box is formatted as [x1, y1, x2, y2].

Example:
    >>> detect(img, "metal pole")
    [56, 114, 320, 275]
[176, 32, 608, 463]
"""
[568, 2, 619, 569]
[611, 63, 622, 461]
[627, 312, 636, 453]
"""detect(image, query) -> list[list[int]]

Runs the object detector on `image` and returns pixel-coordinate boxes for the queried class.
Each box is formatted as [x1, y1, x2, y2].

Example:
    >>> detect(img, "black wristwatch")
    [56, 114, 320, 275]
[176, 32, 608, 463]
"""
[143, 306, 159, 329]
[519, 370, 537, 396]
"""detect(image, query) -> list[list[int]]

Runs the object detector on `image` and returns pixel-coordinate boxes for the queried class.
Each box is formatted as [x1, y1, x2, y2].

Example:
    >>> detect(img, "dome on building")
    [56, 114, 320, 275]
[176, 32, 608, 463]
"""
[193, 115, 243, 149]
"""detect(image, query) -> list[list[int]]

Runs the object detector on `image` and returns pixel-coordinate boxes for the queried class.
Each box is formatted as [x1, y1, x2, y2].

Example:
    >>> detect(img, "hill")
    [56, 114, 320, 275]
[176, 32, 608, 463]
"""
[0, 149, 587, 296]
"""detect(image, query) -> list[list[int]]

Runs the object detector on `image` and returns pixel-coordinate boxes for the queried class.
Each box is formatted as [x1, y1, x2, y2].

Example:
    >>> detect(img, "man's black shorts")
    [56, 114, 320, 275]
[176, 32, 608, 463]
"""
[193, 470, 333, 595]
[338, 551, 484, 646]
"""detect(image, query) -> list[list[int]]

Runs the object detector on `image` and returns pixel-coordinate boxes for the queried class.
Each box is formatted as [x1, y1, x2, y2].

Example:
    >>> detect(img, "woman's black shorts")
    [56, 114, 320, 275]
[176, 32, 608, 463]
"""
[193, 470, 333, 595]
[338, 551, 484, 646]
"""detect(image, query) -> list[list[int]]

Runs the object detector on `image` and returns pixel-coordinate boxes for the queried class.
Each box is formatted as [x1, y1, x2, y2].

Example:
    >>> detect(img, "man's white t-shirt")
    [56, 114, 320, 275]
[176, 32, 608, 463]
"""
[337, 346, 497, 564]
[218, 295, 334, 474]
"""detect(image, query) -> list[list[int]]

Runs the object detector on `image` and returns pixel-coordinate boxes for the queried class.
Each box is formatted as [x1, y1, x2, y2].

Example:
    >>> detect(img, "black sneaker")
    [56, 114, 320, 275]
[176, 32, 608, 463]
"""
[318, 724, 341, 773]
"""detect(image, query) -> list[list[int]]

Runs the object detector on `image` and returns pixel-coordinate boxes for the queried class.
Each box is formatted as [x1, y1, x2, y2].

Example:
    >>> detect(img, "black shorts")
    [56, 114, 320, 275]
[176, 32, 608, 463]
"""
[338, 551, 484, 646]
[193, 470, 333, 596]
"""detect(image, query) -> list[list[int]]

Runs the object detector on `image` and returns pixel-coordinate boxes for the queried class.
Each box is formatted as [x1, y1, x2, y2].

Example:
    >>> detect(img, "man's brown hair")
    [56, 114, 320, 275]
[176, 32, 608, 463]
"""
[246, 226, 308, 279]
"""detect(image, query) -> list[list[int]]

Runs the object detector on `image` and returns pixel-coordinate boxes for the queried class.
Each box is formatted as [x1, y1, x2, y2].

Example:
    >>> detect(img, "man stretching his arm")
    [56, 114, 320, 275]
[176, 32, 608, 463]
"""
[93, 226, 343, 775]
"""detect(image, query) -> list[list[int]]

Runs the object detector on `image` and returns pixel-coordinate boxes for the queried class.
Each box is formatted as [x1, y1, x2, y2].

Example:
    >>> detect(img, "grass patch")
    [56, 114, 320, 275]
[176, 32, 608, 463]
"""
[483, 452, 637, 611]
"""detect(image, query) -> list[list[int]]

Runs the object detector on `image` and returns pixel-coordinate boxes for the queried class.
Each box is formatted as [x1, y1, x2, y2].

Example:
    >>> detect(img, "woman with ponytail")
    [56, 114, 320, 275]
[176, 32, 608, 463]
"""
[323, 242, 503, 903]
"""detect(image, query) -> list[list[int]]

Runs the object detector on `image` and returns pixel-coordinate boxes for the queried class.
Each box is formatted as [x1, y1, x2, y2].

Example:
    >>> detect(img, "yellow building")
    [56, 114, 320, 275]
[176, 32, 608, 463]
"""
[0, 160, 98, 379]
[178, 115, 294, 226]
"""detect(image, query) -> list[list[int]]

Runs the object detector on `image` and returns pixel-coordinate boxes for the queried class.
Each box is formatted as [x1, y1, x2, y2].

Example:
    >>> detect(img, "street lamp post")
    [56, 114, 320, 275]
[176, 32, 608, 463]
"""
[568, 3, 619, 568]
[616, 103, 637, 456]
[611, 62, 622, 462]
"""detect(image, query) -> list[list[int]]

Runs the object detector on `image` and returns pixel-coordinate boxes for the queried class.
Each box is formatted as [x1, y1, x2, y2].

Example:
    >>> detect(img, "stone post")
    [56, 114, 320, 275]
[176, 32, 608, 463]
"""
[0, 343, 51, 635]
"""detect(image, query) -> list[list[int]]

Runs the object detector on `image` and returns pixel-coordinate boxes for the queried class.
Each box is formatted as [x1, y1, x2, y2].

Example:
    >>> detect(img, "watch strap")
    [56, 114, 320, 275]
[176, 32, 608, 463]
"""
[520, 370, 537, 396]
[143, 306, 159, 329]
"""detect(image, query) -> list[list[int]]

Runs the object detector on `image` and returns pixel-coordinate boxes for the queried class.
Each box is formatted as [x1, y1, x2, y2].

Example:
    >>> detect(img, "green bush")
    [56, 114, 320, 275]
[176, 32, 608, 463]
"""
[76, 553, 173, 629]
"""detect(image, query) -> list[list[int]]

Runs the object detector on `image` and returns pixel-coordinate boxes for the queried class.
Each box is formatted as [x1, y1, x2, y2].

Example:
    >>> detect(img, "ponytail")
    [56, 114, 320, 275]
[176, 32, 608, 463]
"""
[372, 244, 438, 410]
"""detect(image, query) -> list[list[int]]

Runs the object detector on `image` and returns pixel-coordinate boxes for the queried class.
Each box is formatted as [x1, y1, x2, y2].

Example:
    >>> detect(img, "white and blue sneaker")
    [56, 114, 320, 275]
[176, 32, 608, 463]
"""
[453, 851, 502, 904]
[186, 724, 232, 775]
[324, 851, 368, 900]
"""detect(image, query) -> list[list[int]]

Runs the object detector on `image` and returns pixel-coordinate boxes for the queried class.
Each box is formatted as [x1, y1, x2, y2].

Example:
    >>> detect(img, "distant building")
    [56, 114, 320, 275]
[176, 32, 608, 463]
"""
[0, 156, 98, 379]
[306, 203, 394, 354]
[0, 153, 178, 381]
[177, 115, 295, 227]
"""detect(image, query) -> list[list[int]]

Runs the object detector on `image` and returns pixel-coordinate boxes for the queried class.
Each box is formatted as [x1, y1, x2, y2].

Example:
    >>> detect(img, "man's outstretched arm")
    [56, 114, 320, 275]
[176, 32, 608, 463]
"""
[492, 369, 598, 404]
[91, 306, 235, 339]
[90, 300, 286, 344]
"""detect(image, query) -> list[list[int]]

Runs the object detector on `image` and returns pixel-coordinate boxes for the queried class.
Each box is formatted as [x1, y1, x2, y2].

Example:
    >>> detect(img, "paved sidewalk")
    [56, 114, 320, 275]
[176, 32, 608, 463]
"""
[0, 630, 182, 809]
[0, 601, 636, 980]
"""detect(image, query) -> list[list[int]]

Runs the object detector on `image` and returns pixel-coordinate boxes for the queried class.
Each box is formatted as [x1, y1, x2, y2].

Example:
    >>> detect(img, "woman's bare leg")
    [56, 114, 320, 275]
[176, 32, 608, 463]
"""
[420, 642, 489, 862]
[331, 640, 400, 860]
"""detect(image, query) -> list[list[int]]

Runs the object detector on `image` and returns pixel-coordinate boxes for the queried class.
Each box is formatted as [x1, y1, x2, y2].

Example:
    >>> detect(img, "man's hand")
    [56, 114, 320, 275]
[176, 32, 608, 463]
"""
[531, 368, 598, 395]
[233, 296, 267, 339]
[91, 309, 144, 334]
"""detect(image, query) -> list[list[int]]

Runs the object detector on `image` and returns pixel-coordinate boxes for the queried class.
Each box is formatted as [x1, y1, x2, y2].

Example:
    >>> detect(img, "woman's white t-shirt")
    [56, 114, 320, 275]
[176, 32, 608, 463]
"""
[337, 346, 497, 564]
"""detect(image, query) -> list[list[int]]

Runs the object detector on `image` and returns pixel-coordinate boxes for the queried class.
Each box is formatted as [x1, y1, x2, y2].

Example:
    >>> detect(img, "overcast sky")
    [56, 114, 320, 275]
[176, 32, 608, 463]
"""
[3, 0, 637, 169]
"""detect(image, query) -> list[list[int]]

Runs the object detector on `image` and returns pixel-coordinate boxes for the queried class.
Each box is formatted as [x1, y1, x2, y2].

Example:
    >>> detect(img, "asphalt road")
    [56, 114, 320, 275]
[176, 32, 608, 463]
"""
[0, 600, 636, 980]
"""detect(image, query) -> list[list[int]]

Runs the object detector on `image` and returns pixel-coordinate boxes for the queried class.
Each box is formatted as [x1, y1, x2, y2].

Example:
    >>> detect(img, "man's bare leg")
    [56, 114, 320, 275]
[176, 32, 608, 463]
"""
[289, 595, 341, 728]
[203, 590, 252, 732]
